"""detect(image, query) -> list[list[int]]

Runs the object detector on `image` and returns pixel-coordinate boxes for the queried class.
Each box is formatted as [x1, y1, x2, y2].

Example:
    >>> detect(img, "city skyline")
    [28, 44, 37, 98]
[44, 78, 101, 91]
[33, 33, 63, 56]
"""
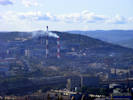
[0, 0, 133, 31]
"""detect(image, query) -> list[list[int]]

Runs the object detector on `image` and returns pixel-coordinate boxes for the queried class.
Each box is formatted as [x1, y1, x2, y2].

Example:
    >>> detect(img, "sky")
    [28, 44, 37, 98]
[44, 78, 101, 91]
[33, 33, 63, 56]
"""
[0, 0, 133, 31]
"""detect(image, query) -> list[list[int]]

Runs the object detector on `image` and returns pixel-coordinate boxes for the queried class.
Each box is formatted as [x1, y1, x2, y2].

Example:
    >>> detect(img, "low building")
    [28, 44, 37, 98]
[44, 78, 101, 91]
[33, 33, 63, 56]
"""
[25, 49, 45, 57]
[81, 76, 99, 87]
[66, 76, 81, 90]
[25, 49, 34, 57]
[27, 93, 48, 100]
[108, 93, 132, 100]
[29, 76, 69, 84]
[109, 83, 121, 89]
[7, 47, 20, 54]
[66, 76, 99, 90]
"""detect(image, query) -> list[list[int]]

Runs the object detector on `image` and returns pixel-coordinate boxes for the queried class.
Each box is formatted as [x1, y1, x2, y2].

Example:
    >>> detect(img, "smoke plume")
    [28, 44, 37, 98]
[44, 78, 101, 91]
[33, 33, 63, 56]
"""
[48, 31, 59, 38]
[32, 31, 59, 38]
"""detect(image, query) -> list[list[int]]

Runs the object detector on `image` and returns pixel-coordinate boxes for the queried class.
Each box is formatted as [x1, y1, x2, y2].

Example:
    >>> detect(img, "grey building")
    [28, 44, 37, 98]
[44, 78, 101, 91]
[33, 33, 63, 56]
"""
[66, 76, 99, 90]
[81, 76, 99, 87]
[66, 76, 81, 90]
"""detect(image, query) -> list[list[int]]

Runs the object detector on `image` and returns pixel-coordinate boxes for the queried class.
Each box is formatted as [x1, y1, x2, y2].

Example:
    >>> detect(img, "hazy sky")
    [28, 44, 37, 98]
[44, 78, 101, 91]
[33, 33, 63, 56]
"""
[0, 0, 133, 31]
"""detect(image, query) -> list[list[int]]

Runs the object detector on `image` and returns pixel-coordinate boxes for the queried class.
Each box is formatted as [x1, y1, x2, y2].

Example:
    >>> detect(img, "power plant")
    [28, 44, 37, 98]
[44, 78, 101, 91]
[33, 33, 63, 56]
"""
[46, 26, 60, 59]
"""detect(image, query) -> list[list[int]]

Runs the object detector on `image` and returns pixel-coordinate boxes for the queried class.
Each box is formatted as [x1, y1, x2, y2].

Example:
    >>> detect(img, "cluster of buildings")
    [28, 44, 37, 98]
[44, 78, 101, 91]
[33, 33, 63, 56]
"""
[66, 76, 99, 90]
[28, 75, 99, 91]
[29, 76, 69, 85]
[0, 56, 33, 76]
[0, 30, 133, 100]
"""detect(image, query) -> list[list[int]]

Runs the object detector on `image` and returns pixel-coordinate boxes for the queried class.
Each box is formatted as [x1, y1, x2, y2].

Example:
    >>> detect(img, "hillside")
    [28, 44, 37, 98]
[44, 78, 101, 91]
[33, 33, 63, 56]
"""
[0, 31, 133, 54]
[114, 38, 133, 48]
[52, 31, 133, 53]
[0, 32, 31, 41]
[0, 31, 133, 87]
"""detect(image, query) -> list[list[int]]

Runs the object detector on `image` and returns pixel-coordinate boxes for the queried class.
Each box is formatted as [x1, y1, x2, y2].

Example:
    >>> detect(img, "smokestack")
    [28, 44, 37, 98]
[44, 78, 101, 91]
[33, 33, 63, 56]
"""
[57, 37, 60, 59]
[46, 26, 49, 58]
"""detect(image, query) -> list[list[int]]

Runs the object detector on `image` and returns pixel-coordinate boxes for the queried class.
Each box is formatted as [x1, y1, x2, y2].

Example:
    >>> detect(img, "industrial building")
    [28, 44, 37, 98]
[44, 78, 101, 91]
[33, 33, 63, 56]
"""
[25, 49, 45, 57]
[66, 76, 81, 90]
[81, 76, 99, 87]
[29, 76, 69, 84]
[25, 49, 34, 57]
[66, 76, 99, 90]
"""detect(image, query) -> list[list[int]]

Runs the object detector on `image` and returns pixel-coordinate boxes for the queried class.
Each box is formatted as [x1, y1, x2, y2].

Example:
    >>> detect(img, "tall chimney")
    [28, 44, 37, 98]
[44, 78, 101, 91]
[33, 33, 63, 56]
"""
[57, 37, 60, 59]
[46, 26, 49, 58]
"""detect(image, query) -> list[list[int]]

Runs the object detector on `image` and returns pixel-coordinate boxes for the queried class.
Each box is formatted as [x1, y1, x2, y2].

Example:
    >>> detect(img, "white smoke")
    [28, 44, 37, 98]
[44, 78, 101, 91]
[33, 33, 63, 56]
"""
[31, 31, 59, 38]
[48, 32, 59, 38]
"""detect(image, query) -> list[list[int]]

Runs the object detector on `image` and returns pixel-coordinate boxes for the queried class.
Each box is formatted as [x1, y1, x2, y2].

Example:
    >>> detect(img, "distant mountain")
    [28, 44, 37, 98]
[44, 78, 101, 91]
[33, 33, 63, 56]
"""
[66, 30, 133, 43]
[114, 38, 133, 48]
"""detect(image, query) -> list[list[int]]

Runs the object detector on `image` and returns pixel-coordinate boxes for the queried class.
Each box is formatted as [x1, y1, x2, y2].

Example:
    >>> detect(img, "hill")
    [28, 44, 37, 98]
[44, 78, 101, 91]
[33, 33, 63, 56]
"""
[66, 30, 133, 43]
[0, 31, 133, 54]
[114, 38, 133, 48]
[52, 31, 133, 53]
[0, 32, 31, 41]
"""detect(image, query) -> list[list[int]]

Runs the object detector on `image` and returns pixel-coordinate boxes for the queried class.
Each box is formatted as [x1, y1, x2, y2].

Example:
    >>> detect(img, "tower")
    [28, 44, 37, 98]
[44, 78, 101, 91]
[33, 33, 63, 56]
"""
[46, 26, 49, 58]
[57, 37, 60, 59]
